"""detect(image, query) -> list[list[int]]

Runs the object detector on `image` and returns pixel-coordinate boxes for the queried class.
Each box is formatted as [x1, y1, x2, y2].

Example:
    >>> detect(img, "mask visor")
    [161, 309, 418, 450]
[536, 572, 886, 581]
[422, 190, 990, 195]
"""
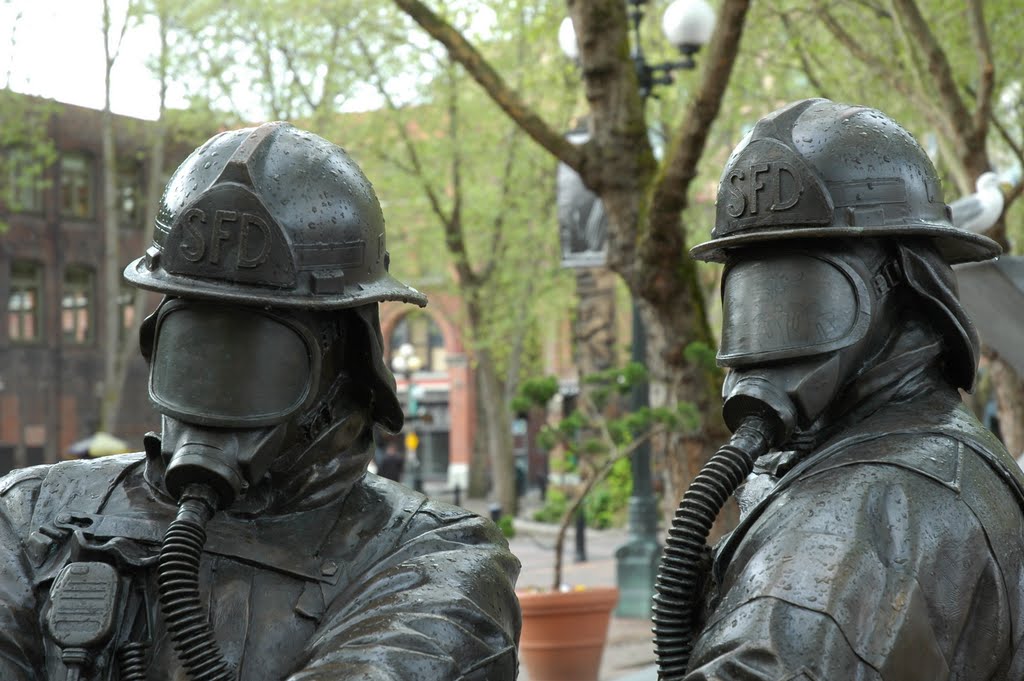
[719, 252, 870, 367]
[150, 302, 317, 427]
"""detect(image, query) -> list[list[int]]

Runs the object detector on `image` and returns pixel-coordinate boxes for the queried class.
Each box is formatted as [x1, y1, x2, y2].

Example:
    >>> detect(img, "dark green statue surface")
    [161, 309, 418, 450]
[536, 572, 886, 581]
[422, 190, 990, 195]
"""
[0, 123, 520, 680]
[653, 99, 1024, 680]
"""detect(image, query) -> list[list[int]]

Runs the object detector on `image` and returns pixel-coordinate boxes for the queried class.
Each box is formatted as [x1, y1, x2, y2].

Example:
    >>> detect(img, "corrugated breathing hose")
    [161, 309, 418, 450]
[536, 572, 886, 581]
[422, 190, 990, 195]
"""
[157, 483, 233, 681]
[652, 416, 776, 679]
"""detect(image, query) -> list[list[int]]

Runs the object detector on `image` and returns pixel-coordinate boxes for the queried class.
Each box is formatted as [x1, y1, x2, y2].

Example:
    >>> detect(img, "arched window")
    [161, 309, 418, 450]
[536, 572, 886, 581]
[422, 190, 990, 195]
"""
[389, 311, 446, 372]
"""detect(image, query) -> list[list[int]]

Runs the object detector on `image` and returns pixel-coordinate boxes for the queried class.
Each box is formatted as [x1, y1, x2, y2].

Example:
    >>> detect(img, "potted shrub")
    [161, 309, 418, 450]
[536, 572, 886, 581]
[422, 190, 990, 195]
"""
[512, 364, 697, 681]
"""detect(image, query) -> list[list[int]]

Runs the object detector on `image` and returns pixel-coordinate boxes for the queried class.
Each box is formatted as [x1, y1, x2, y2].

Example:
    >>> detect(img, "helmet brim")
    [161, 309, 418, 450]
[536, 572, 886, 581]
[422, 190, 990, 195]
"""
[689, 222, 1001, 264]
[124, 257, 428, 309]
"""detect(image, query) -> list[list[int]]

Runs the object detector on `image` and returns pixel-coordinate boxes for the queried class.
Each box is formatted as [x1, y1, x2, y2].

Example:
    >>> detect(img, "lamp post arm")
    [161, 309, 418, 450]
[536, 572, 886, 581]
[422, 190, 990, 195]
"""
[651, 0, 751, 221]
[392, 0, 584, 172]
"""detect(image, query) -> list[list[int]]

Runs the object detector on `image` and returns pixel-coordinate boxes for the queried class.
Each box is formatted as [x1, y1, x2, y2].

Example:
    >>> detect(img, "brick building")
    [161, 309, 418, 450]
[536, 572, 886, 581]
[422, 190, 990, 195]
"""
[0, 98, 192, 471]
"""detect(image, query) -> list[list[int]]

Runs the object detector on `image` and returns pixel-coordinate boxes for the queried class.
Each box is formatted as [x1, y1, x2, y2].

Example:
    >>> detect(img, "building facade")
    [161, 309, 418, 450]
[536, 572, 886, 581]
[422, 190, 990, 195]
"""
[0, 98, 187, 471]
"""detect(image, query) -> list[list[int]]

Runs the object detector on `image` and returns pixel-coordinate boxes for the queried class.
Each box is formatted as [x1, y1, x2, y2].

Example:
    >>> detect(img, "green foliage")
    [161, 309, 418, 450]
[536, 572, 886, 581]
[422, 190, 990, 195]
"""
[583, 457, 632, 529]
[0, 90, 59, 229]
[496, 514, 516, 539]
[532, 459, 633, 530]
[516, 376, 561, 410]
[684, 341, 717, 373]
[532, 486, 567, 524]
[517, 363, 699, 534]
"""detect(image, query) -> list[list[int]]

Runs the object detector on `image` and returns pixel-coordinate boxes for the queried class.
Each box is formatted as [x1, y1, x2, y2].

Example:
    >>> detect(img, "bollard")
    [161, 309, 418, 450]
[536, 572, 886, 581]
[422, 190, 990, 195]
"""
[574, 508, 587, 563]
[453, 484, 461, 507]
[489, 503, 503, 523]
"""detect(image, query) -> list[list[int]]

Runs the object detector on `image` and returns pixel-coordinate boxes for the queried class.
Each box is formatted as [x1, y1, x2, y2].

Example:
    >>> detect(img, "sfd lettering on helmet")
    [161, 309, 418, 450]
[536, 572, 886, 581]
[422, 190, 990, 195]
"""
[726, 162, 803, 218]
[179, 208, 272, 269]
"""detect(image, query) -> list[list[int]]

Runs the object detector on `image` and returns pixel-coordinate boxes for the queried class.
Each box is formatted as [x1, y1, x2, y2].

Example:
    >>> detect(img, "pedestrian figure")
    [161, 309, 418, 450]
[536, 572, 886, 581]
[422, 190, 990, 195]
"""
[378, 441, 405, 482]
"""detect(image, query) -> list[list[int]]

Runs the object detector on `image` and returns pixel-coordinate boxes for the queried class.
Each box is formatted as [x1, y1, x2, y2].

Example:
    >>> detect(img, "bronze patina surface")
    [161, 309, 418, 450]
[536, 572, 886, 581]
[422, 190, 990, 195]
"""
[0, 123, 520, 681]
[654, 99, 1024, 680]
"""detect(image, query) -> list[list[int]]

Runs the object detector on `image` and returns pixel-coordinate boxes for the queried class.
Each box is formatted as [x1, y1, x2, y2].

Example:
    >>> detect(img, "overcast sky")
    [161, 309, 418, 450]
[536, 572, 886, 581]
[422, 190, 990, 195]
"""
[0, 0, 185, 119]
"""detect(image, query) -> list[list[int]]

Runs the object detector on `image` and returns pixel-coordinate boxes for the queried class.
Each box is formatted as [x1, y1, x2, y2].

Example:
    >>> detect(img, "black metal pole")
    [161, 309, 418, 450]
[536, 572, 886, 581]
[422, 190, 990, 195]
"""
[614, 298, 662, 617]
[574, 507, 587, 563]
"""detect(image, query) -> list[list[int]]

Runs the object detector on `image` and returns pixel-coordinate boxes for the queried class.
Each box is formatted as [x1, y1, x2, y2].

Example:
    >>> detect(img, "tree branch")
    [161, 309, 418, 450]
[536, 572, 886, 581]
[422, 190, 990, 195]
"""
[965, 0, 994, 145]
[813, 3, 915, 103]
[278, 44, 318, 112]
[353, 34, 456, 250]
[442, 60, 481, 289]
[639, 0, 750, 307]
[778, 12, 830, 98]
[889, 0, 975, 148]
[652, 0, 751, 220]
[391, 0, 582, 170]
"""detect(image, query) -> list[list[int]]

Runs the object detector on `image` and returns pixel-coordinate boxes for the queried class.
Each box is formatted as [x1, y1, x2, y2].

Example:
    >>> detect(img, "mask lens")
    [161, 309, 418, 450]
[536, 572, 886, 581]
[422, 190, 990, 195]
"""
[719, 253, 863, 366]
[150, 304, 314, 426]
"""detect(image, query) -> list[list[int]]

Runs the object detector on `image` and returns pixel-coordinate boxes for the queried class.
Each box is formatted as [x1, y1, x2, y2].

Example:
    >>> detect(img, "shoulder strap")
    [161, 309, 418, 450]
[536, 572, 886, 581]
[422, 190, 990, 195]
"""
[25, 455, 145, 571]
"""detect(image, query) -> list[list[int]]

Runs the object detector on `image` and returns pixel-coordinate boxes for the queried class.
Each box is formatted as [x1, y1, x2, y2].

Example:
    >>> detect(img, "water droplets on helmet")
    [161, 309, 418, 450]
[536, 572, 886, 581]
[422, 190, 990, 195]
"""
[690, 98, 1000, 265]
[124, 122, 426, 310]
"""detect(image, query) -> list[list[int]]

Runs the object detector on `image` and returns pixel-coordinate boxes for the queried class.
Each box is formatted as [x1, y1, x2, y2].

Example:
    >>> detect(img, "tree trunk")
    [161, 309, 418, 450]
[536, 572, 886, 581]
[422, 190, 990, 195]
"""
[476, 348, 517, 516]
[97, 0, 119, 434]
[100, 2, 168, 434]
[469, 382, 491, 499]
[573, 268, 618, 377]
[392, 0, 753, 529]
[989, 353, 1024, 459]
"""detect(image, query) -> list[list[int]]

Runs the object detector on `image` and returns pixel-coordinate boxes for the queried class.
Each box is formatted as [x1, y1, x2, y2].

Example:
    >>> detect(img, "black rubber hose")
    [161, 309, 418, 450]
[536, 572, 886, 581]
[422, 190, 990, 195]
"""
[157, 484, 233, 681]
[117, 642, 149, 681]
[652, 416, 775, 680]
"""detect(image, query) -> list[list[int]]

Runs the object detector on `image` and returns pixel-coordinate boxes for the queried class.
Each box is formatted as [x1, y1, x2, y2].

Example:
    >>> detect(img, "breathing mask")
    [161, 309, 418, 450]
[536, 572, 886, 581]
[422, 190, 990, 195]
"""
[147, 298, 333, 506]
[717, 245, 901, 440]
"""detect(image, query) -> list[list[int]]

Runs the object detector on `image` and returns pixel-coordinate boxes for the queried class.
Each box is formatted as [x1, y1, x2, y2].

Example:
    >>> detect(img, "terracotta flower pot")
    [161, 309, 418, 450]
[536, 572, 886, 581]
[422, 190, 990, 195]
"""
[517, 586, 619, 681]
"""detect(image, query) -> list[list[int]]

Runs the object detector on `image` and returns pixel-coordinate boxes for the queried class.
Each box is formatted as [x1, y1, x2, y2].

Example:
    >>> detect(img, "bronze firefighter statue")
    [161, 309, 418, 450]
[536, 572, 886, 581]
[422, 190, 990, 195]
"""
[653, 99, 1024, 680]
[0, 122, 520, 681]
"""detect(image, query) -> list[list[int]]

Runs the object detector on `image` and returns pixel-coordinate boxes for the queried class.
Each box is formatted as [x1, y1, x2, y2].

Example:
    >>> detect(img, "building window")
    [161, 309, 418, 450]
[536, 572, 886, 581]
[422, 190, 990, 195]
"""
[3, 148, 45, 213]
[390, 311, 446, 372]
[62, 266, 93, 344]
[118, 160, 143, 228]
[8, 261, 42, 342]
[118, 285, 138, 339]
[60, 153, 93, 219]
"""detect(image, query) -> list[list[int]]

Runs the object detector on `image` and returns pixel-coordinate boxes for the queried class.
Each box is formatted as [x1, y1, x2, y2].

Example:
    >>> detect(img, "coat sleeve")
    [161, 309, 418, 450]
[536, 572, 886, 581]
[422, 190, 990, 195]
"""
[285, 501, 521, 681]
[0, 469, 48, 680]
[685, 463, 1015, 681]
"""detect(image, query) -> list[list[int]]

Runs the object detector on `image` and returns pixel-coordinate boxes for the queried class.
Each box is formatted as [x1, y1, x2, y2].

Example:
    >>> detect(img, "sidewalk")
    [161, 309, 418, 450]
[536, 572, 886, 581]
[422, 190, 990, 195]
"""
[440, 485, 659, 681]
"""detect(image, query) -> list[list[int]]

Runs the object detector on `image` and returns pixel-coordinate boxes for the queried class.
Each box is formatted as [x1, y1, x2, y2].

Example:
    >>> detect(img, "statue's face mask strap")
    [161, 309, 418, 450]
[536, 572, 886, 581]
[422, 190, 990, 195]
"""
[148, 299, 322, 428]
[718, 250, 872, 368]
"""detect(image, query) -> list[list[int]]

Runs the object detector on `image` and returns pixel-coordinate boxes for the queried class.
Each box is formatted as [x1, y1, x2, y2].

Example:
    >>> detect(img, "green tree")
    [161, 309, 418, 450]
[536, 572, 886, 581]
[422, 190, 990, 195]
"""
[392, 0, 750, 509]
[341, 2, 574, 514]
[97, 0, 134, 434]
[0, 4, 57, 233]
[0, 89, 56, 232]
[515, 365, 699, 590]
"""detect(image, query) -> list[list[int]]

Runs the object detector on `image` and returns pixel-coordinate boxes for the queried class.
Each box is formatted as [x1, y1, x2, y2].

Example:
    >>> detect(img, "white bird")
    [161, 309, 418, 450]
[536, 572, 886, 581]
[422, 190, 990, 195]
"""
[949, 171, 1005, 233]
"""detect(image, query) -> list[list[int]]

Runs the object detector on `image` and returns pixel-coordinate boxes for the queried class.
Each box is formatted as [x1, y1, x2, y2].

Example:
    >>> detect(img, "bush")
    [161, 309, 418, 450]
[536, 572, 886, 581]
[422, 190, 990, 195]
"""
[583, 457, 632, 529]
[532, 487, 568, 524]
[496, 514, 516, 539]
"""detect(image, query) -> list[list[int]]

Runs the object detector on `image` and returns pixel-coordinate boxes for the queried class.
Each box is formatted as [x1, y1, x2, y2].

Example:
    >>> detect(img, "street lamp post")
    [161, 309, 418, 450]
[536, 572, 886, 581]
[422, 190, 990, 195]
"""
[391, 342, 424, 493]
[558, 0, 715, 619]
